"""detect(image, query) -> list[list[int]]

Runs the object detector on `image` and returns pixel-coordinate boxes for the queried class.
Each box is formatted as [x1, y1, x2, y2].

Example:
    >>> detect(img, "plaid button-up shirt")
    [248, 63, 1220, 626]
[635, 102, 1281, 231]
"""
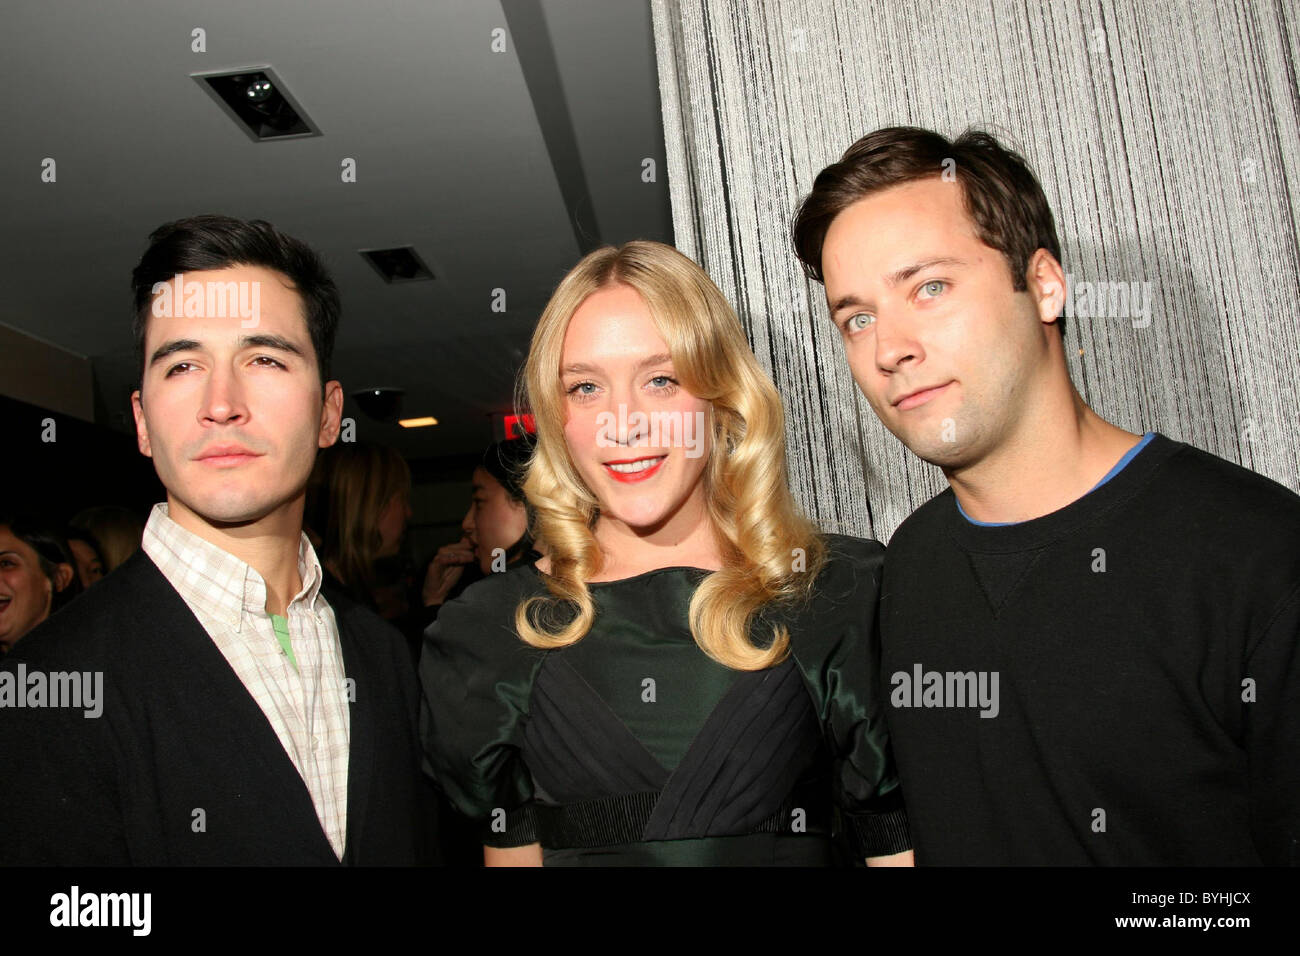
[142, 502, 351, 858]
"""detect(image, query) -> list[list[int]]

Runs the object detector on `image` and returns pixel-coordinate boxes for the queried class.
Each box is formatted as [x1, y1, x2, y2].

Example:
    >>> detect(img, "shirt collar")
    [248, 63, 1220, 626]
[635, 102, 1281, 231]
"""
[142, 501, 327, 633]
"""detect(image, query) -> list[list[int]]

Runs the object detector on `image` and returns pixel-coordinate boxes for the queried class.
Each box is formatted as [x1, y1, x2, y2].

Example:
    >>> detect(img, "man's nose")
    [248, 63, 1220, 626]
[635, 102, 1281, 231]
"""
[874, 313, 922, 373]
[199, 364, 249, 425]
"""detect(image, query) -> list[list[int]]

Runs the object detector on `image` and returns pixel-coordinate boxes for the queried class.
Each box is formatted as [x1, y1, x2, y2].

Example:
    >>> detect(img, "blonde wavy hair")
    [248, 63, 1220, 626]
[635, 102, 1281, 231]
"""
[514, 240, 826, 671]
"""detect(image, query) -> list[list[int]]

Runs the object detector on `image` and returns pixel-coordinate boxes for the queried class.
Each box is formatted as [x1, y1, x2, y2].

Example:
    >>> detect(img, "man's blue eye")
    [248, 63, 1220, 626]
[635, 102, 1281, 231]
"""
[921, 280, 946, 297]
[847, 312, 874, 331]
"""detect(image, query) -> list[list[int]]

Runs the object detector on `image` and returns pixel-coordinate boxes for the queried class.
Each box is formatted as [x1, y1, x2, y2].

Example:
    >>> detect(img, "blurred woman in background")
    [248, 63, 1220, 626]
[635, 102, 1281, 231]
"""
[68, 505, 143, 574]
[0, 516, 82, 654]
[422, 434, 540, 610]
[314, 440, 414, 614]
[64, 526, 106, 589]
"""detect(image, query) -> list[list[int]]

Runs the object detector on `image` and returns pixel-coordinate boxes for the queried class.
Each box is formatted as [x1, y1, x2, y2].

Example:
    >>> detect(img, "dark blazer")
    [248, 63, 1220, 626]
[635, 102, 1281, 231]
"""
[0, 549, 429, 865]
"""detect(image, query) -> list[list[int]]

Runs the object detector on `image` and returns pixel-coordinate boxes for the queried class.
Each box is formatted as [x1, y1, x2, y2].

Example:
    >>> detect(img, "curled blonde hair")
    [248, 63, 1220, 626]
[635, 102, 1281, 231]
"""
[514, 241, 826, 671]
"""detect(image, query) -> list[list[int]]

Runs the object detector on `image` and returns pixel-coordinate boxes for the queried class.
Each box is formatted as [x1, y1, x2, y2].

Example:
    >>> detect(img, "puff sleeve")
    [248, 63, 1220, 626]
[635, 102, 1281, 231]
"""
[418, 570, 545, 847]
[788, 533, 911, 859]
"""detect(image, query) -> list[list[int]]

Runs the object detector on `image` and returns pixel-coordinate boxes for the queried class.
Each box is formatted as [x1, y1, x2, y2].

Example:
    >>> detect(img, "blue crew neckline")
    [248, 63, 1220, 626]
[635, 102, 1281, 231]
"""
[956, 432, 1157, 527]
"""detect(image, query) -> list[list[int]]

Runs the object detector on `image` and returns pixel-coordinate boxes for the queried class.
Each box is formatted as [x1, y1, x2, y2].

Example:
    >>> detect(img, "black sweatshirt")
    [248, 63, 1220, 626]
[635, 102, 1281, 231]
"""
[880, 433, 1300, 865]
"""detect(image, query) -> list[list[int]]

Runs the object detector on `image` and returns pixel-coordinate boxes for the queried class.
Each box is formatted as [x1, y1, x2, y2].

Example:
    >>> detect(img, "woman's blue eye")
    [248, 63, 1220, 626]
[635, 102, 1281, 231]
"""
[649, 375, 678, 388]
[921, 280, 946, 297]
[846, 312, 874, 332]
[567, 382, 596, 396]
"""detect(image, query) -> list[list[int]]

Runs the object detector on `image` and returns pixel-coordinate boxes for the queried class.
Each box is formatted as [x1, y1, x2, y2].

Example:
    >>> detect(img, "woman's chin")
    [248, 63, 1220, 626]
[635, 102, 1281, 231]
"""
[597, 502, 675, 534]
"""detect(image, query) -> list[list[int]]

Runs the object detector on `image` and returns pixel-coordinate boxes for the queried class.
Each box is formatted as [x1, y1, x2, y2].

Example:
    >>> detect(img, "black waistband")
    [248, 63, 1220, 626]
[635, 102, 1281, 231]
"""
[529, 781, 830, 849]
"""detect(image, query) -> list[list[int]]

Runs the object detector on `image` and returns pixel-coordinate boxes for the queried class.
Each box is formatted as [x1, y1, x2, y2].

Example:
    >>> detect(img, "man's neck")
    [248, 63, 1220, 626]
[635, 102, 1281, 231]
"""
[166, 496, 306, 616]
[946, 391, 1143, 525]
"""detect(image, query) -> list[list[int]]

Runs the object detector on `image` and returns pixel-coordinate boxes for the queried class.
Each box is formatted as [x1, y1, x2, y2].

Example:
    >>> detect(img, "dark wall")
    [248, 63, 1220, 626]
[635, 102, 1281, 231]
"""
[0, 393, 162, 525]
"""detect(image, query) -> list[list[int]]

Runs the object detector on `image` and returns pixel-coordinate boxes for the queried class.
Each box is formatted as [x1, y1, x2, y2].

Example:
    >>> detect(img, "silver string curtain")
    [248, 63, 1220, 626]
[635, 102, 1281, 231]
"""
[650, 0, 1300, 542]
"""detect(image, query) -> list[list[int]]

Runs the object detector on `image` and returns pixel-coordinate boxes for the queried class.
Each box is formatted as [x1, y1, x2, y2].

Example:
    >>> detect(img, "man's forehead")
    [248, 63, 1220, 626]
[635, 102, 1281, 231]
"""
[143, 269, 308, 345]
[825, 189, 983, 280]
[830, 181, 974, 241]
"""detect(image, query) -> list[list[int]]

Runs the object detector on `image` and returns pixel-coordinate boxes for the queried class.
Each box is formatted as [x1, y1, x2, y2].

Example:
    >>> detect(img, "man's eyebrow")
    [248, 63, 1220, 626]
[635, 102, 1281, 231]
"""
[829, 294, 870, 316]
[238, 333, 305, 357]
[829, 258, 967, 316]
[149, 334, 305, 368]
[562, 352, 674, 375]
[886, 257, 966, 288]
[148, 339, 202, 367]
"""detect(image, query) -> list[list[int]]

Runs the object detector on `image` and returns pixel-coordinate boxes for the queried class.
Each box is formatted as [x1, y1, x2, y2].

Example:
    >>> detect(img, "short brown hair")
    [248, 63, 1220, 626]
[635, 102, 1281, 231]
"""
[792, 126, 1065, 334]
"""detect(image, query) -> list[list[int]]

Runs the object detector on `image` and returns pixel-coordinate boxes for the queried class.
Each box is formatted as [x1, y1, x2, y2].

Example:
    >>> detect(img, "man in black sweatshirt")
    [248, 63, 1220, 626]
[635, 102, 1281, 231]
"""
[791, 127, 1299, 865]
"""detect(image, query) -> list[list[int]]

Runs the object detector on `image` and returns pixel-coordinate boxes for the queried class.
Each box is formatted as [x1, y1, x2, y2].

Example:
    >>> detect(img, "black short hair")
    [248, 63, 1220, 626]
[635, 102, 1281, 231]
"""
[480, 434, 536, 504]
[130, 215, 340, 388]
[793, 126, 1066, 337]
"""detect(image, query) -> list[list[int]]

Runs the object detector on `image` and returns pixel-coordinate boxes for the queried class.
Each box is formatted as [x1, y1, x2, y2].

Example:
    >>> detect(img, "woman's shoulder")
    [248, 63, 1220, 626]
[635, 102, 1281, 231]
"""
[453, 561, 547, 611]
[769, 532, 883, 658]
[820, 531, 885, 564]
[424, 563, 547, 663]
[814, 532, 885, 596]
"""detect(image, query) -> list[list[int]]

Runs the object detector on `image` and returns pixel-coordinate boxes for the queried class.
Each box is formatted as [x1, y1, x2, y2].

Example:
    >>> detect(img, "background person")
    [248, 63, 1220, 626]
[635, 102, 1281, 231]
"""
[0, 515, 81, 654]
[63, 525, 106, 589]
[422, 434, 539, 610]
[69, 504, 144, 573]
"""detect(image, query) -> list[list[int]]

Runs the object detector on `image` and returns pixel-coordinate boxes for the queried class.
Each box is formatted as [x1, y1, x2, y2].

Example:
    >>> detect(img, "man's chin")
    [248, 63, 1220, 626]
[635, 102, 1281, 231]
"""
[894, 431, 978, 471]
[175, 493, 285, 528]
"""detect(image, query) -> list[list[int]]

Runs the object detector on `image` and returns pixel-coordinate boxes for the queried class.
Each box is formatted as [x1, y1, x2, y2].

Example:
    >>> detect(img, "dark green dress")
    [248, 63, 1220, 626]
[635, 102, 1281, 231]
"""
[418, 533, 909, 865]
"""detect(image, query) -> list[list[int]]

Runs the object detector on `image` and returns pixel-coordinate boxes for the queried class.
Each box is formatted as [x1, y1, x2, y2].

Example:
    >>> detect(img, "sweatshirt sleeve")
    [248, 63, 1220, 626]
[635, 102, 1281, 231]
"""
[1242, 580, 1300, 865]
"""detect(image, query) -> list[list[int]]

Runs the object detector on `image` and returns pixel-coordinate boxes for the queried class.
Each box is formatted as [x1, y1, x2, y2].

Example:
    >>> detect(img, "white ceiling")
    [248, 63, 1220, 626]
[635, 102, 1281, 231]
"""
[0, 0, 672, 458]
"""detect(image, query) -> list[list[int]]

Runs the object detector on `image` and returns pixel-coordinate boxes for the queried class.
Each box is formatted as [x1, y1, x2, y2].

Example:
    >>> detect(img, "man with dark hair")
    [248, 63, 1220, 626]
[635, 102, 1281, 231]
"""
[0, 215, 429, 864]
[792, 126, 1300, 864]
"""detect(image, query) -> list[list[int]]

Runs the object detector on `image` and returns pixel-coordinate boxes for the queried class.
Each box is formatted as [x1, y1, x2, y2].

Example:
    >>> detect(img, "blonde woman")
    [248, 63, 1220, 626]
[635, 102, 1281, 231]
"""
[420, 241, 911, 866]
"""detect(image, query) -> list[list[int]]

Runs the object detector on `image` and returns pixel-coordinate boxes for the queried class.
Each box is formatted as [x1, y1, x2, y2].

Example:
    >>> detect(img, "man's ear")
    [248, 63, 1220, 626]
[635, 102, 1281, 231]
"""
[1025, 248, 1067, 330]
[131, 388, 153, 458]
[319, 380, 344, 448]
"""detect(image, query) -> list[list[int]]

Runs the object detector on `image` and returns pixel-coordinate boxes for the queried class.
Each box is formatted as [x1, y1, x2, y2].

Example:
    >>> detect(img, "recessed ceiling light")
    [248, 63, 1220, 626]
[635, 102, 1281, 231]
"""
[360, 247, 435, 283]
[193, 66, 320, 141]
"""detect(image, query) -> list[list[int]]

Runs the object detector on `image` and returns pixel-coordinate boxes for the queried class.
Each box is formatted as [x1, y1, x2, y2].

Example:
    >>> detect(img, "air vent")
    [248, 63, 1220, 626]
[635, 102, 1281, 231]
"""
[360, 247, 435, 283]
[193, 67, 320, 141]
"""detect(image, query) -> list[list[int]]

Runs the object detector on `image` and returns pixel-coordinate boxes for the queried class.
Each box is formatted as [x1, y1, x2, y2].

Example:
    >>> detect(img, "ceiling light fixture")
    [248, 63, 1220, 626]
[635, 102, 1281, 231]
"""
[193, 66, 321, 141]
